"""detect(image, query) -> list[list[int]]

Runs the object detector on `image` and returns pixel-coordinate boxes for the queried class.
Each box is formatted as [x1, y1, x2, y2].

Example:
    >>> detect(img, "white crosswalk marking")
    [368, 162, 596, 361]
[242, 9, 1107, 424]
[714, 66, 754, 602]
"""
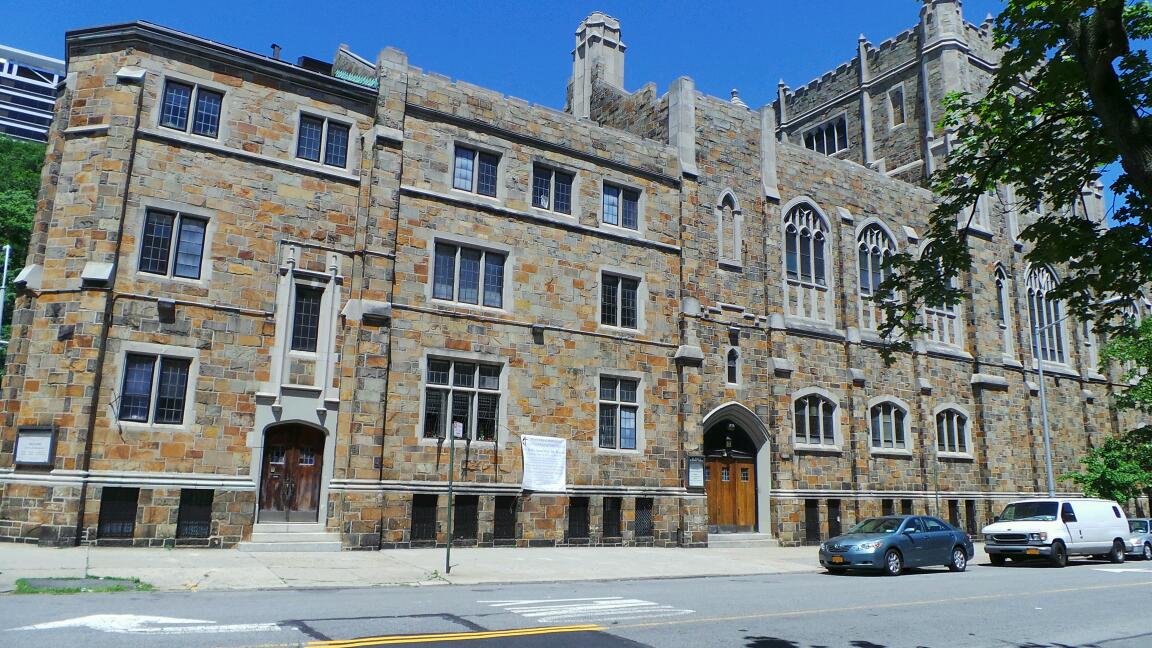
[482, 596, 695, 623]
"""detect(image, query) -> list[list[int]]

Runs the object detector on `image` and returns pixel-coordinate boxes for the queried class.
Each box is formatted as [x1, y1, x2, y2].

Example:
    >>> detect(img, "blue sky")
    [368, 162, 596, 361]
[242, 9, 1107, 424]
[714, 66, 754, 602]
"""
[6, 0, 1005, 111]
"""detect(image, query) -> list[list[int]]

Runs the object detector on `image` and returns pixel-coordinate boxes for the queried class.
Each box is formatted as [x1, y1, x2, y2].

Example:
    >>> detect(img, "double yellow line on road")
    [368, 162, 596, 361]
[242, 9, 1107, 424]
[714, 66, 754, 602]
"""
[307, 624, 603, 647]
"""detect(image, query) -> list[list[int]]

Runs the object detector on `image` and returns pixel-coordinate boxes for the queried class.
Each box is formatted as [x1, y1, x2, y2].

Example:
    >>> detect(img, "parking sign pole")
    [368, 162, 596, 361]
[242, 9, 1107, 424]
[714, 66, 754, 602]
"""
[446, 421, 460, 574]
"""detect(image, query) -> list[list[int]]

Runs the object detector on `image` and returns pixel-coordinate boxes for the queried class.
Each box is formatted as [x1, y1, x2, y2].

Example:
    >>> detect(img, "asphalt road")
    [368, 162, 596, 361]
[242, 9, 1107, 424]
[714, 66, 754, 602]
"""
[3, 557, 1151, 648]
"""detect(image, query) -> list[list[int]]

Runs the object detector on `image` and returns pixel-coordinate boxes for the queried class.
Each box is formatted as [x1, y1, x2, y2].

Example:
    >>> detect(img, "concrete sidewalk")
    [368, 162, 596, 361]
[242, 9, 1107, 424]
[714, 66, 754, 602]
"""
[0, 543, 834, 593]
[0, 542, 993, 593]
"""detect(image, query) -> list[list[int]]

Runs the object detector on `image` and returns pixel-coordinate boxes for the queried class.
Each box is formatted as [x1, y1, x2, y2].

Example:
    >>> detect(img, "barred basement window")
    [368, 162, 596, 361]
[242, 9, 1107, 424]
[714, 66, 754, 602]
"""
[296, 114, 351, 167]
[493, 496, 518, 540]
[160, 80, 223, 138]
[411, 494, 437, 542]
[881, 498, 894, 516]
[869, 401, 907, 450]
[452, 495, 479, 541]
[290, 285, 324, 352]
[635, 498, 654, 538]
[139, 209, 207, 280]
[453, 146, 499, 196]
[423, 359, 502, 442]
[936, 408, 969, 455]
[118, 353, 191, 425]
[600, 273, 639, 329]
[176, 489, 213, 539]
[532, 165, 574, 214]
[793, 393, 836, 446]
[598, 376, 638, 450]
[602, 183, 639, 230]
[901, 499, 913, 515]
[433, 242, 506, 308]
[567, 497, 590, 540]
[97, 487, 139, 539]
[804, 499, 820, 543]
[603, 497, 622, 539]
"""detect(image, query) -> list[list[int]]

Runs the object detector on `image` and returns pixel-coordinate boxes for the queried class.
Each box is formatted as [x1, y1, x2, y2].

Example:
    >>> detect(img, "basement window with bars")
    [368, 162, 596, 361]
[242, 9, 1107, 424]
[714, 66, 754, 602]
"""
[602, 497, 622, 539]
[635, 498, 654, 538]
[452, 495, 479, 541]
[97, 487, 139, 539]
[176, 489, 213, 539]
[411, 494, 438, 542]
[493, 496, 518, 541]
[567, 497, 590, 541]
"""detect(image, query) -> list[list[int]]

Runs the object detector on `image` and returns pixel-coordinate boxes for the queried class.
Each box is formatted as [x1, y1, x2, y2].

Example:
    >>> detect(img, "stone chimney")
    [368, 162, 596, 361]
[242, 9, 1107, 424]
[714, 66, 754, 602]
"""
[567, 12, 625, 119]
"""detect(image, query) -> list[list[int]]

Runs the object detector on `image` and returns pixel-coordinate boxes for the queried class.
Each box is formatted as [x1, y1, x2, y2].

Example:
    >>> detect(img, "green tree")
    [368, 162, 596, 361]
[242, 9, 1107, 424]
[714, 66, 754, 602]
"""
[875, 2, 1152, 501]
[0, 135, 46, 368]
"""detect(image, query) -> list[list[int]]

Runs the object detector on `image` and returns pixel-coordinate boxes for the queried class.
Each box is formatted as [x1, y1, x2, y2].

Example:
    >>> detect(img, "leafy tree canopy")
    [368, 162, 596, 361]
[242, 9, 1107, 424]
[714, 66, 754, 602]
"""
[878, 0, 1152, 343]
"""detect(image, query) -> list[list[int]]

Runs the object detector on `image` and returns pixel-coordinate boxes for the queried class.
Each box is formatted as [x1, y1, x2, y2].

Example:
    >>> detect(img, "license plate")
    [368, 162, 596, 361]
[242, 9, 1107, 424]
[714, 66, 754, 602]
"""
[1025, 548, 1040, 555]
[830, 556, 845, 564]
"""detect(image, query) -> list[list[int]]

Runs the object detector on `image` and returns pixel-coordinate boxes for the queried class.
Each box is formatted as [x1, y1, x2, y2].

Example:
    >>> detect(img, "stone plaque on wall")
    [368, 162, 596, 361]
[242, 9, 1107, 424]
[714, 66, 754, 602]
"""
[14, 426, 55, 467]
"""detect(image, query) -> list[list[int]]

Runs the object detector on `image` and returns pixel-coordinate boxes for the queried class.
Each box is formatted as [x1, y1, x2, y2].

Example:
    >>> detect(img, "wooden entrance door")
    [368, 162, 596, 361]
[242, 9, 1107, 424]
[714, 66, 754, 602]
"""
[259, 427, 324, 522]
[705, 456, 756, 532]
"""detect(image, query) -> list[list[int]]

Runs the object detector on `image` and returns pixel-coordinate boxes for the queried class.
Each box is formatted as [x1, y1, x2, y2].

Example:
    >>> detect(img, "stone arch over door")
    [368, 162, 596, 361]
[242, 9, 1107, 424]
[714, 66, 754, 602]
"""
[701, 402, 773, 535]
[256, 420, 331, 523]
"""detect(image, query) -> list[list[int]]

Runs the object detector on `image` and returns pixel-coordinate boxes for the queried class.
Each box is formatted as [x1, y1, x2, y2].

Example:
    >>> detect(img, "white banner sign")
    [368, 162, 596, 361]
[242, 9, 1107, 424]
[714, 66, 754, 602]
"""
[521, 435, 567, 492]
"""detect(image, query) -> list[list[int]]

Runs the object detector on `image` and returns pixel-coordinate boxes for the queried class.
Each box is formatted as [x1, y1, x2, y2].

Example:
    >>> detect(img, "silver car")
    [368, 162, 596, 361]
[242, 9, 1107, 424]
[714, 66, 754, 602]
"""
[1126, 518, 1152, 560]
[818, 515, 975, 576]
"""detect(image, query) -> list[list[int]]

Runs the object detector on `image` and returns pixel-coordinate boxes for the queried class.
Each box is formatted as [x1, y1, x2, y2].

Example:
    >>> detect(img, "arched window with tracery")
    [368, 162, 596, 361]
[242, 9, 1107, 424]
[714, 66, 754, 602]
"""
[784, 202, 832, 322]
[1026, 266, 1066, 364]
[793, 392, 837, 446]
[857, 223, 896, 330]
[994, 266, 1013, 357]
[922, 244, 962, 348]
[717, 192, 742, 267]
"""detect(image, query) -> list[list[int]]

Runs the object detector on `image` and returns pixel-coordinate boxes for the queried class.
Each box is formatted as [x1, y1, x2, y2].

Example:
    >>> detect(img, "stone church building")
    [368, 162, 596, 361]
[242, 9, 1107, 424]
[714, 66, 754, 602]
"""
[0, 1, 1139, 549]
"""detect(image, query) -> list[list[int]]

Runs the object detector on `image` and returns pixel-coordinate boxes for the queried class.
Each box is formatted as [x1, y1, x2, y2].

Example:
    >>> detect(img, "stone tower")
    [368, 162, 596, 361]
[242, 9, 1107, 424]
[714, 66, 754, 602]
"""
[566, 12, 626, 119]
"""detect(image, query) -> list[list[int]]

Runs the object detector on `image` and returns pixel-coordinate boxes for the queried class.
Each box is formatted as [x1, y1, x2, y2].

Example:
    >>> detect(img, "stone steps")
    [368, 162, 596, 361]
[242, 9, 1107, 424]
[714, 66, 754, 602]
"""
[236, 522, 343, 552]
[708, 533, 781, 549]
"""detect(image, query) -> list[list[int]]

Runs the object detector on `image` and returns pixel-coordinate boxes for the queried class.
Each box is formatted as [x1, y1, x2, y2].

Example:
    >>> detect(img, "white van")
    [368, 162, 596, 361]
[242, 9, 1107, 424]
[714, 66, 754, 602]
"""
[982, 498, 1129, 567]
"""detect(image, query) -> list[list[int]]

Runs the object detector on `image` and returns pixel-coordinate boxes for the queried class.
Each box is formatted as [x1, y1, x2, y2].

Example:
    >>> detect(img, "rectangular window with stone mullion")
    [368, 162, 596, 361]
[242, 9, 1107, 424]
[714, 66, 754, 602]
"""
[531, 165, 573, 214]
[598, 377, 638, 450]
[432, 242, 505, 308]
[600, 274, 638, 329]
[602, 184, 639, 229]
[160, 81, 223, 138]
[453, 147, 499, 197]
[118, 353, 191, 425]
[296, 114, 351, 168]
[290, 285, 324, 352]
[139, 209, 207, 280]
[422, 359, 501, 441]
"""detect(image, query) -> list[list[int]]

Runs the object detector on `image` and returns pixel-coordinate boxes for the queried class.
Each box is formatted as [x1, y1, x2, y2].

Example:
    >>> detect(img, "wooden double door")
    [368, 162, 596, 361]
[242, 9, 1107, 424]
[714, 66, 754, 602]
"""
[259, 427, 324, 522]
[706, 455, 757, 532]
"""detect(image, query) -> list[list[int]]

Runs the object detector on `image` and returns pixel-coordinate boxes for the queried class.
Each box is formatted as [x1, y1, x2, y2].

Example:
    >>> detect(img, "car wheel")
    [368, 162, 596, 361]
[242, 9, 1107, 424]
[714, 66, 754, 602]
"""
[1143, 544, 1152, 561]
[1051, 541, 1068, 568]
[883, 549, 903, 576]
[948, 546, 968, 572]
[989, 553, 1006, 566]
[1109, 539, 1126, 564]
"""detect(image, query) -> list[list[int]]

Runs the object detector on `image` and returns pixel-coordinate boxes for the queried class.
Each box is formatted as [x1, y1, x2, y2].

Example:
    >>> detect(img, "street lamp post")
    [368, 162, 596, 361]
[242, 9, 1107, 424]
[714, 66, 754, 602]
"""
[1031, 315, 1061, 497]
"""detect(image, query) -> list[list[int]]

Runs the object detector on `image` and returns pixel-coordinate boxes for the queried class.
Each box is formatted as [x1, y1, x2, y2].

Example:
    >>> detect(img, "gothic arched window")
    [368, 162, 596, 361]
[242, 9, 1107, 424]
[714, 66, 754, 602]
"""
[784, 202, 832, 322]
[1026, 266, 1066, 364]
[857, 223, 896, 330]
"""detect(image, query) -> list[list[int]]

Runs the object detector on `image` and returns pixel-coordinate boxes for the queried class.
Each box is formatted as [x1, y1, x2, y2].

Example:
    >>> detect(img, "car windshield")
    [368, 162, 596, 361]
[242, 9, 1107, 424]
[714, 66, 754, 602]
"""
[847, 517, 902, 534]
[999, 502, 1058, 522]
[1131, 520, 1149, 534]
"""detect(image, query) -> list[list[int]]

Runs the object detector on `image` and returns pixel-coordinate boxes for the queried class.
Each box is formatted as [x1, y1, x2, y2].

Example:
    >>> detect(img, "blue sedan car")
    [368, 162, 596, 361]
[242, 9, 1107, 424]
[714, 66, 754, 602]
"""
[818, 515, 975, 576]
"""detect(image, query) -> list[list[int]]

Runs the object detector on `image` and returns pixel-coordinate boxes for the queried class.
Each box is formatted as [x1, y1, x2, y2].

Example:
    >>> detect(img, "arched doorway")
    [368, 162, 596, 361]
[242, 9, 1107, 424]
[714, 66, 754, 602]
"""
[701, 403, 772, 534]
[258, 424, 325, 522]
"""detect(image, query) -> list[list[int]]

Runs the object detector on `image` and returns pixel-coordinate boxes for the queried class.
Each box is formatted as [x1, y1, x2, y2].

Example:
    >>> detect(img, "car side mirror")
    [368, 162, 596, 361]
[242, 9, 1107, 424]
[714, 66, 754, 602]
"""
[903, 528, 915, 535]
[993, 516, 1000, 523]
